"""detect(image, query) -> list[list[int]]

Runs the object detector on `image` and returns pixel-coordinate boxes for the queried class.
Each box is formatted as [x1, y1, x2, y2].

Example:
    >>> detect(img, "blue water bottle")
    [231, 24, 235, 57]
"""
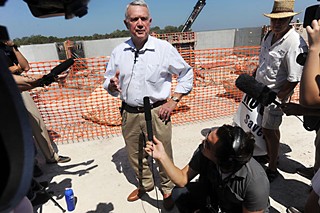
[65, 188, 75, 211]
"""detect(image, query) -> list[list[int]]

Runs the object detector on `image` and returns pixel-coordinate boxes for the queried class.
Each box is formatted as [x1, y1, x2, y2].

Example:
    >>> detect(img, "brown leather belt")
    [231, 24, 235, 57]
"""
[122, 100, 167, 113]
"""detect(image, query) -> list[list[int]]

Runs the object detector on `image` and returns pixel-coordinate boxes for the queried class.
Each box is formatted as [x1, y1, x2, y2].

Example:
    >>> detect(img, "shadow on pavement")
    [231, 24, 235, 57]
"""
[33, 159, 98, 212]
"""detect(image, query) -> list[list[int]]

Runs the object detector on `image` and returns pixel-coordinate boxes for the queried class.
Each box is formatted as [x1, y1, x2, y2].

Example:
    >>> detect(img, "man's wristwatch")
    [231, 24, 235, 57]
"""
[171, 96, 180, 103]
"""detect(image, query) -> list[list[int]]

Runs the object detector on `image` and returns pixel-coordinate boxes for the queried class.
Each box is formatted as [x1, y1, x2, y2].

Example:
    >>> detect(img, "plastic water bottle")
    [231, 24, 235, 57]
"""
[64, 188, 75, 211]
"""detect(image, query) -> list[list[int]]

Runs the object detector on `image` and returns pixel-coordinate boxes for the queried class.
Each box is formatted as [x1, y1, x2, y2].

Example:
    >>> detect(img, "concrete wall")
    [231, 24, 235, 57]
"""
[83, 37, 129, 58]
[195, 29, 236, 50]
[234, 27, 263, 47]
[20, 43, 59, 62]
[20, 26, 309, 63]
[20, 29, 259, 62]
[22, 26, 301, 62]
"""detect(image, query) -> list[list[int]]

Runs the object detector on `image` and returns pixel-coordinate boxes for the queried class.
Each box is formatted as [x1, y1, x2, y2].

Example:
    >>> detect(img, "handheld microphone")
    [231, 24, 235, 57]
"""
[143, 96, 153, 142]
[37, 58, 74, 87]
[235, 73, 280, 106]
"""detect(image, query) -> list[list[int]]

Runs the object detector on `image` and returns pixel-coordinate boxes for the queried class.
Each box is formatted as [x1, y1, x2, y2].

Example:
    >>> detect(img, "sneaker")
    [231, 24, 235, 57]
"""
[47, 155, 71, 164]
[33, 164, 43, 177]
[57, 155, 71, 163]
[296, 167, 315, 180]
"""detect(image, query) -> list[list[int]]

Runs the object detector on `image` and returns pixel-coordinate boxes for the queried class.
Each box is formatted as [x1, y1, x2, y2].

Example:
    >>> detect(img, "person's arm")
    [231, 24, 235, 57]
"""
[13, 75, 40, 91]
[277, 81, 298, 101]
[281, 102, 320, 116]
[159, 45, 194, 121]
[103, 52, 120, 97]
[13, 72, 68, 92]
[144, 136, 197, 187]
[4, 40, 30, 71]
[300, 20, 320, 107]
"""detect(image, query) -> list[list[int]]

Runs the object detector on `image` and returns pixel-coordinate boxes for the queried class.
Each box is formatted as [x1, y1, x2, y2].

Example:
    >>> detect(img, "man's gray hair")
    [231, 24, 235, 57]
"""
[125, 0, 149, 20]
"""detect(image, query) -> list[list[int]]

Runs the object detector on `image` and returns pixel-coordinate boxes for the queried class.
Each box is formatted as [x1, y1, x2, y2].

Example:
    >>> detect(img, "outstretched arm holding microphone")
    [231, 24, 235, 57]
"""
[286, 18, 320, 213]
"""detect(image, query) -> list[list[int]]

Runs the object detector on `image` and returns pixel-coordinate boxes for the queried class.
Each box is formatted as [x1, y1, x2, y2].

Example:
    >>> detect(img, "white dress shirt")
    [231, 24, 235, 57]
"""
[103, 35, 193, 107]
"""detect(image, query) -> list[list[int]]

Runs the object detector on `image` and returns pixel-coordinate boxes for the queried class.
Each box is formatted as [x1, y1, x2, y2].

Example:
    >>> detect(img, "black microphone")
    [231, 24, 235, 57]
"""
[296, 52, 308, 66]
[143, 96, 153, 142]
[235, 73, 280, 106]
[134, 50, 139, 64]
[37, 58, 74, 87]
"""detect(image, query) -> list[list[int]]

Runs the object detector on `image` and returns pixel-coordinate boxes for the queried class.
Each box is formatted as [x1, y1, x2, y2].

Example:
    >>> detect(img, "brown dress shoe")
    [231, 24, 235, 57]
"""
[127, 188, 147, 202]
[163, 193, 174, 211]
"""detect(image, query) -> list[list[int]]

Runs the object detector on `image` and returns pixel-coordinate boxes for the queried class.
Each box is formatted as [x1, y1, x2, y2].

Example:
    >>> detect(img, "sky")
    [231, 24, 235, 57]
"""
[0, 0, 317, 40]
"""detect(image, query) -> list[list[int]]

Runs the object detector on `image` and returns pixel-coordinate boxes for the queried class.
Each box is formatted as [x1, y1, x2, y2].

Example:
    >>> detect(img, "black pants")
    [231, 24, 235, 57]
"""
[171, 181, 218, 213]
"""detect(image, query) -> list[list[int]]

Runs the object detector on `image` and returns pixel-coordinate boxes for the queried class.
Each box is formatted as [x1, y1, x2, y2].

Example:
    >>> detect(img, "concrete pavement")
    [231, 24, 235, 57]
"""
[34, 115, 316, 213]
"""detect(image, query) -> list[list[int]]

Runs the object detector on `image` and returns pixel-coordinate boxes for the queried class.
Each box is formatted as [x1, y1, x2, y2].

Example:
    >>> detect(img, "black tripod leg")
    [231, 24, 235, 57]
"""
[32, 178, 66, 212]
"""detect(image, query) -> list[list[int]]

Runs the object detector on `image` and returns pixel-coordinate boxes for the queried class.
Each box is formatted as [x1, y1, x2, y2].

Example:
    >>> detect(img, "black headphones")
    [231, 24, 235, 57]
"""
[232, 127, 242, 154]
[217, 126, 253, 173]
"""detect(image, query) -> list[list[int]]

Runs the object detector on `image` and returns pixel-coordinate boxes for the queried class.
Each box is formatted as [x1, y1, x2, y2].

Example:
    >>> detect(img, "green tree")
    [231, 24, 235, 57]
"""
[13, 25, 183, 45]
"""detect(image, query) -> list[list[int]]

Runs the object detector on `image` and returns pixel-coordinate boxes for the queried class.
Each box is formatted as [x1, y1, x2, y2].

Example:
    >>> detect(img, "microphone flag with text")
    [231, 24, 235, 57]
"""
[143, 96, 153, 142]
[37, 58, 74, 87]
[235, 73, 280, 106]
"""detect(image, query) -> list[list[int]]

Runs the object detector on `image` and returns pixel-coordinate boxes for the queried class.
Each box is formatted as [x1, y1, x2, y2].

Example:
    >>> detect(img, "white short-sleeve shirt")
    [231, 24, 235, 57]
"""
[255, 28, 308, 93]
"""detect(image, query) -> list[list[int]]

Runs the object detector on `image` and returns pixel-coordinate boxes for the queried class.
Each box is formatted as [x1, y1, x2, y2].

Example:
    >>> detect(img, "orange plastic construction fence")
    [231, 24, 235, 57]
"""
[27, 47, 300, 143]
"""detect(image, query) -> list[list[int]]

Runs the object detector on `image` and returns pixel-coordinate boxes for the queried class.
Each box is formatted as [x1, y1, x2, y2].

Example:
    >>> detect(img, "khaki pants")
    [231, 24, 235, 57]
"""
[122, 106, 174, 194]
[21, 91, 59, 163]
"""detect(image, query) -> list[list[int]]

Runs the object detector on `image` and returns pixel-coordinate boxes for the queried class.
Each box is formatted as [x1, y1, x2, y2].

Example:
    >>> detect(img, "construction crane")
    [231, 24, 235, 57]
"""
[181, 0, 206, 32]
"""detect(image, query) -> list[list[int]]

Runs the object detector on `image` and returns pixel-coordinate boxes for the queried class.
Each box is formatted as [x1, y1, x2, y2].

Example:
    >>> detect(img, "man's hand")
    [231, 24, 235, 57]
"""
[108, 70, 121, 93]
[55, 72, 68, 83]
[144, 136, 167, 160]
[159, 100, 177, 121]
[8, 64, 23, 74]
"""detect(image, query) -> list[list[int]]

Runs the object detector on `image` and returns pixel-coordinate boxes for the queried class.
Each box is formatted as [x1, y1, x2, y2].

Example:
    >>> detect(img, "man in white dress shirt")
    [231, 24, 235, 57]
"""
[103, 0, 193, 210]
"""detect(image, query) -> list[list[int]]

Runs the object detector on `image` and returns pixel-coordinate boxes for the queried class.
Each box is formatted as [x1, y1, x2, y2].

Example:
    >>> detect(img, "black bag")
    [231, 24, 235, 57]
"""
[303, 115, 320, 132]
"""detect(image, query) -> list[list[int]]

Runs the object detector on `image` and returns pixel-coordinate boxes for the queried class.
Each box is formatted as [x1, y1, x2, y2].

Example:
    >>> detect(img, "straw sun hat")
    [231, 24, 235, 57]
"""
[263, 0, 301, 19]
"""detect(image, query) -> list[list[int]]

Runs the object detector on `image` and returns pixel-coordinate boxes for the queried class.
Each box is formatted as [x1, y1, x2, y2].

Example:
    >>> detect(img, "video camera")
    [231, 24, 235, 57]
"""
[303, 1, 320, 28]
[23, 0, 89, 19]
[0, 1, 89, 212]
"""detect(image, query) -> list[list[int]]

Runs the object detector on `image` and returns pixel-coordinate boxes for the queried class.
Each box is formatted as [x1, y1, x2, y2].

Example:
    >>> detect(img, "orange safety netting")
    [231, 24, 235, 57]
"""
[27, 46, 300, 143]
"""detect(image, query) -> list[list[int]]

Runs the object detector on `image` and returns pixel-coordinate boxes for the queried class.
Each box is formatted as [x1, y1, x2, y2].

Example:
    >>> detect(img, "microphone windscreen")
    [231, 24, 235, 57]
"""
[235, 74, 265, 100]
[296, 52, 307, 66]
[37, 58, 74, 87]
[51, 58, 74, 76]
[235, 74, 279, 106]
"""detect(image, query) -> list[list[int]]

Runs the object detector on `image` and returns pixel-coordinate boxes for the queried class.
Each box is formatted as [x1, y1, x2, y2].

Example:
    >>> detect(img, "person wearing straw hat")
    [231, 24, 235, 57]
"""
[254, 0, 308, 182]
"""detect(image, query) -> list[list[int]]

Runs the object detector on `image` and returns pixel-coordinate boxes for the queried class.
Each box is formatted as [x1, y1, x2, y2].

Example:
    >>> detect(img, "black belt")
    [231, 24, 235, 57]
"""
[122, 100, 167, 113]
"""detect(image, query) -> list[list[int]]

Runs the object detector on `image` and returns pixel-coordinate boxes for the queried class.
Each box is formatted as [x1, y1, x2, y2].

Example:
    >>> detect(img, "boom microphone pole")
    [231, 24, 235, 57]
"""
[143, 96, 153, 142]
[143, 96, 161, 211]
